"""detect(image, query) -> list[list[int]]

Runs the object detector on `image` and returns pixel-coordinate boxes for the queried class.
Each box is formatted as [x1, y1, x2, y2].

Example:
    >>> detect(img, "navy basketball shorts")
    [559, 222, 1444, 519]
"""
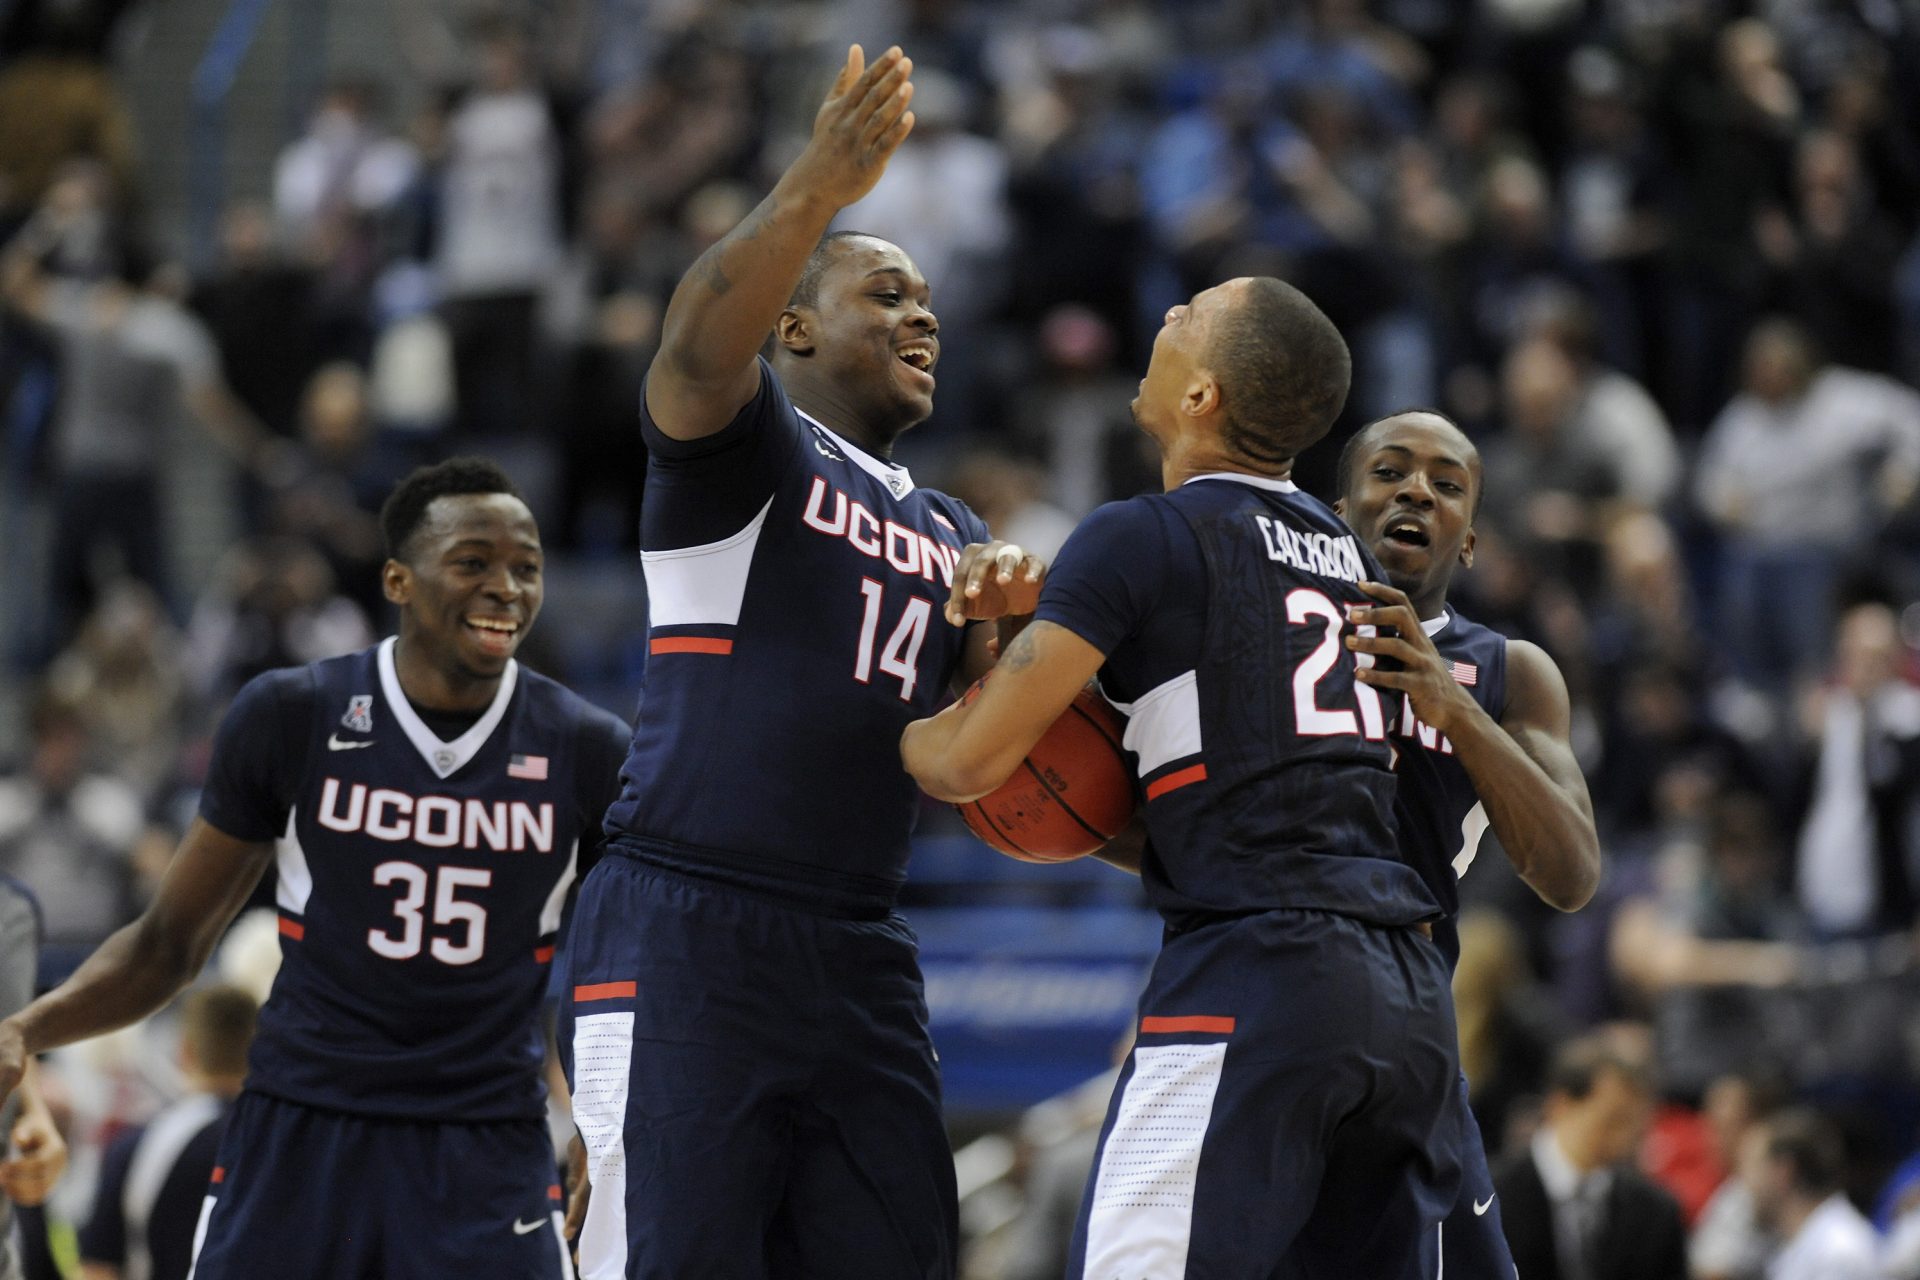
[559, 855, 957, 1280]
[1067, 908, 1463, 1280]
[188, 1091, 572, 1280]
[1440, 1074, 1517, 1279]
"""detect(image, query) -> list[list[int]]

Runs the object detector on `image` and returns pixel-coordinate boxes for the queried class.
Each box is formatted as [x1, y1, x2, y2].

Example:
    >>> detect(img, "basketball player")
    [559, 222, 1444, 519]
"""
[560, 45, 1033, 1279]
[904, 277, 1461, 1277]
[1335, 408, 1600, 1277]
[0, 458, 631, 1278]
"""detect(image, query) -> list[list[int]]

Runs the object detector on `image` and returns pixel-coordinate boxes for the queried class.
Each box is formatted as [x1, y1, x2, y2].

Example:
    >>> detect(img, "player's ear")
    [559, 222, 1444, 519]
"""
[774, 307, 816, 357]
[1458, 527, 1475, 570]
[382, 559, 412, 606]
[1182, 372, 1219, 420]
[1332, 496, 1347, 517]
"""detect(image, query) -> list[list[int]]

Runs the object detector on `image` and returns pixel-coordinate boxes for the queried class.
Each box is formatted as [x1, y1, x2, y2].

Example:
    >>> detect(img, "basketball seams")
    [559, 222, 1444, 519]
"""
[963, 799, 1036, 859]
[1067, 697, 1128, 760]
[1017, 756, 1111, 845]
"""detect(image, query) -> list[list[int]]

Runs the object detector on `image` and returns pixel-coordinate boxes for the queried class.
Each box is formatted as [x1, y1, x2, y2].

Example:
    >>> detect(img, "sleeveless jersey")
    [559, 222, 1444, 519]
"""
[603, 358, 989, 916]
[1035, 473, 1439, 929]
[199, 640, 631, 1121]
[1387, 609, 1509, 968]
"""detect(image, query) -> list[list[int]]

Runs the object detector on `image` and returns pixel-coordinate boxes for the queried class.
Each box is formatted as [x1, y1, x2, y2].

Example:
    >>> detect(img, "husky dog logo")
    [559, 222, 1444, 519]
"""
[342, 695, 374, 734]
[810, 427, 845, 462]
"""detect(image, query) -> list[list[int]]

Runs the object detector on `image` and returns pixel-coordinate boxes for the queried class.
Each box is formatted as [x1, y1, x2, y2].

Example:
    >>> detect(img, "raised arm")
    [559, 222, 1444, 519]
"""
[0, 819, 273, 1099]
[645, 45, 916, 441]
[1351, 583, 1601, 911]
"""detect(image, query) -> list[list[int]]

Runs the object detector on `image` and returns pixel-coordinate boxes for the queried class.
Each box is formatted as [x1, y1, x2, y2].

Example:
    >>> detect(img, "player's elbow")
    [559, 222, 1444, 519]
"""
[1540, 838, 1602, 912]
[915, 757, 1006, 805]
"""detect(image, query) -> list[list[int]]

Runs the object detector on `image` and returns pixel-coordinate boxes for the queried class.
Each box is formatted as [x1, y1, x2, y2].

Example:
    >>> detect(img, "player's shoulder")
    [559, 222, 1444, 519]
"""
[513, 666, 633, 743]
[1436, 607, 1509, 655]
[226, 655, 341, 726]
[915, 486, 989, 544]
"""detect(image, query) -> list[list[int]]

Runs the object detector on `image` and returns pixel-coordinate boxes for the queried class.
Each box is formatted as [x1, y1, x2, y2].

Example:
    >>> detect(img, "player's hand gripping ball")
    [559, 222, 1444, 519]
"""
[956, 678, 1136, 862]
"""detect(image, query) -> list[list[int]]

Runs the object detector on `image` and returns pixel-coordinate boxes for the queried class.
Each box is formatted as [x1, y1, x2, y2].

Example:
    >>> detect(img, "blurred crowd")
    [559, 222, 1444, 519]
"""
[2, 0, 1920, 1275]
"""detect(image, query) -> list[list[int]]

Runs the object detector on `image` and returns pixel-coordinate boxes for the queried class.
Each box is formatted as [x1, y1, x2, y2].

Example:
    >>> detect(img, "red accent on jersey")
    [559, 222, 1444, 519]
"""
[1140, 1015, 1236, 1035]
[1145, 763, 1208, 800]
[650, 637, 734, 656]
[573, 981, 637, 1002]
[277, 916, 305, 941]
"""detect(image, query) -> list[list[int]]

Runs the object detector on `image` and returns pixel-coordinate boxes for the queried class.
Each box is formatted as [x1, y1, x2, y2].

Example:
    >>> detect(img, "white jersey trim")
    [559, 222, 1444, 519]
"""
[1422, 611, 1451, 637]
[640, 494, 773, 627]
[540, 839, 580, 937]
[1118, 670, 1203, 777]
[1181, 470, 1299, 493]
[377, 636, 519, 780]
[1082, 1042, 1226, 1278]
[273, 808, 311, 914]
[574, 1012, 634, 1279]
[122, 1094, 224, 1280]
[797, 410, 916, 500]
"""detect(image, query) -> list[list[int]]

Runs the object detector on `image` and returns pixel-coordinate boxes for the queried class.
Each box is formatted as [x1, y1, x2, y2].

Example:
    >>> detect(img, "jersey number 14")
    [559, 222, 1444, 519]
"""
[854, 578, 931, 700]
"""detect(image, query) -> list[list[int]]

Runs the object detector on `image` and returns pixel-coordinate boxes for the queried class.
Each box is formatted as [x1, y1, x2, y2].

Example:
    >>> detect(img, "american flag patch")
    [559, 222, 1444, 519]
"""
[1449, 661, 1479, 686]
[508, 754, 548, 780]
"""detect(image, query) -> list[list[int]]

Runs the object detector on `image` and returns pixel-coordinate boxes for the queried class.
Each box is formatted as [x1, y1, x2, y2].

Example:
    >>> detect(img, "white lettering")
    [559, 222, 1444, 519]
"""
[464, 800, 508, 851]
[848, 502, 882, 556]
[366, 789, 413, 842]
[318, 778, 364, 832]
[414, 796, 461, 848]
[801, 477, 847, 535]
[512, 804, 554, 854]
[884, 522, 922, 576]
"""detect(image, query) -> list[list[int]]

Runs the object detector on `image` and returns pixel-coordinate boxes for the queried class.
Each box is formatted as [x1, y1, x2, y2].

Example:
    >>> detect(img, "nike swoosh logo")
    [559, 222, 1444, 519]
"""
[327, 734, 375, 751]
[513, 1217, 546, 1235]
[1473, 1195, 1495, 1216]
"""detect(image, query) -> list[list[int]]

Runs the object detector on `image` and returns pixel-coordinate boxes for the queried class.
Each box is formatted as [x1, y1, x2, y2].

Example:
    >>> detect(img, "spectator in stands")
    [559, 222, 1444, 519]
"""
[0, 692, 140, 946]
[181, 537, 372, 705]
[1454, 908, 1569, 1154]
[1742, 1109, 1881, 1280]
[1695, 319, 1920, 697]
[1609, 790, 1802, 999]
[1693, 1069, 1789, 1280]
[272, 78, 419, 297]
[433, 15, 563, 439]
[1, 215, 277, 646]
[0, 874, 68, 1280]
[80, 984, 257, 1280]
[1493, 1034, 1690, 1280]
[1792, 600, 1920, 938]
[42, 582, 184, 798]
[1756, 128, 1903, 377]
[268, 362, 395, 619]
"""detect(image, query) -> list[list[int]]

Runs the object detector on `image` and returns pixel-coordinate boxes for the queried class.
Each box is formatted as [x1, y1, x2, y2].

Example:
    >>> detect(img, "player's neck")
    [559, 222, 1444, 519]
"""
[1159, 436, 1292, 491]
[392, 634, 503, 713]
[1414, 586, 1450, 623]
[785, 381, 902, 461]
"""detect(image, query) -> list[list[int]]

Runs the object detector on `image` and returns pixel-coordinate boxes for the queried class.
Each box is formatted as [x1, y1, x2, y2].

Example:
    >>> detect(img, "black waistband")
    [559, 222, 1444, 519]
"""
[606, 835, 900, 921]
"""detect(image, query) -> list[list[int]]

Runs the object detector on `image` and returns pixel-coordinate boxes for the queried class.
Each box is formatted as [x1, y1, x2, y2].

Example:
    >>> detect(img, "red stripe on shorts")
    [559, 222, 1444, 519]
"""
[573, 981, 638, 1002]
[1140, 1015, 1236, 1035]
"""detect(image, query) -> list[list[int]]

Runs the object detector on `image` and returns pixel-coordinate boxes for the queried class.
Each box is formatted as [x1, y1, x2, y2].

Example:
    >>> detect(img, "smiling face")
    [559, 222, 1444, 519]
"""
[385, 492, 544, 682]
[779, 236, 939, 444]
[1336, 412, 1480, 609]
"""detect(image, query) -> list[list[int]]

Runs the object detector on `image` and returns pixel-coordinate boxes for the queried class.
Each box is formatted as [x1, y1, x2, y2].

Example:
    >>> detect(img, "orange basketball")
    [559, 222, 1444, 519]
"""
[956, 681, 1136, 862]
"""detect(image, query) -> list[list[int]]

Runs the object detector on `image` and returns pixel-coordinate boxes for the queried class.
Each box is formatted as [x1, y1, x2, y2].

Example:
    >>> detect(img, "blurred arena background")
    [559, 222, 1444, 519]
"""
[2, 0, 1920, 1275]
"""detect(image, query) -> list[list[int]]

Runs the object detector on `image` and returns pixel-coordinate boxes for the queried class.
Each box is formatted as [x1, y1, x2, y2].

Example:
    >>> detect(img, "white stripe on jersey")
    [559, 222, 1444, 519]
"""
[1115, 670, 1203, 778]
[539, 840, 579, 937]
[573, 1012, 634, 1279]
[640, 494, 773, 627]
[122, 1095, 224, 1280]
[1081, 1042, 1226, 1278]
[274, 808, 312, 914]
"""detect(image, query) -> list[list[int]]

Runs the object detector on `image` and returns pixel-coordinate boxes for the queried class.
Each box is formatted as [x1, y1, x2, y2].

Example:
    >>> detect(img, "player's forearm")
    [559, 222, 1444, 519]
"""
[1443, 709, 1600, 911]
[654, 179, 838, 390]
[902, 703, 1014, 803]
[10, 914, 209, 1055]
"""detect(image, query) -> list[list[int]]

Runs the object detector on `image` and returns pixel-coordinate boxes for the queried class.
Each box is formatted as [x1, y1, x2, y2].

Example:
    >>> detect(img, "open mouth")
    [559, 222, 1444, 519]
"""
[466, 615, 521, 655]
[1383, 519, 1430, 549]
[895, 342, 936, 380]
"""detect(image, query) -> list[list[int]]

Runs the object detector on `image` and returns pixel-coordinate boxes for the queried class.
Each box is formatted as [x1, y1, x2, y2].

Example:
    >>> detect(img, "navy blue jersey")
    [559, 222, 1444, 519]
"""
[603, 359, 989, 915]
[199, 640, 631, 1121]
[1036, 474, 1439, 928]
[1387, 610, 1509, 967]
[79, 1094, 226, 1280]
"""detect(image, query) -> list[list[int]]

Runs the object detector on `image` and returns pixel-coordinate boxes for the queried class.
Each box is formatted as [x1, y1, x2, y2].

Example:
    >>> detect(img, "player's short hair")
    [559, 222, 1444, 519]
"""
[181, 984, 258, 1078]
[788, 229, 887, 310]
[1205, 278, 1350, 467]
[1547, 1035, 1650, 1101]
[1760, 1109, 1846, 1198]
[1337, 409, 1485, 516]
[380, 457, 523, 563]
